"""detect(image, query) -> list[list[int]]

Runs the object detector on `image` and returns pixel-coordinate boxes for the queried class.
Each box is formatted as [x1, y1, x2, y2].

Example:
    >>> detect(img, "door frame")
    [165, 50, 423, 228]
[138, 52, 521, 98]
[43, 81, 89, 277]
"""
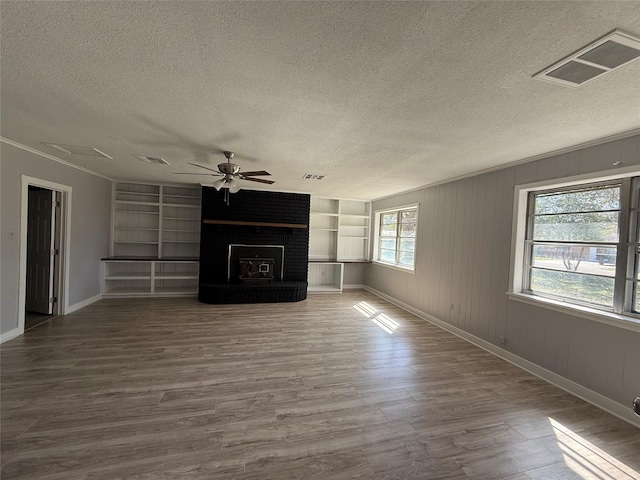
[18, 175, 72, 333]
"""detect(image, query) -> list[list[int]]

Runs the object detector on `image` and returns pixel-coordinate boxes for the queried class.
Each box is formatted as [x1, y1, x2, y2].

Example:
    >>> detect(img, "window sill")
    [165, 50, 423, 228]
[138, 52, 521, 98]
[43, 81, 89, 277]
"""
[507, 292, 640, 333]
[371, 260, 415, 274]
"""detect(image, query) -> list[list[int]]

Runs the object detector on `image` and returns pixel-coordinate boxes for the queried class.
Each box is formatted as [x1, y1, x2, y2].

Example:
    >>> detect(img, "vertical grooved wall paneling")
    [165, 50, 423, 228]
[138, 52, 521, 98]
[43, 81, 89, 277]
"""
[367, 134, 640, 410]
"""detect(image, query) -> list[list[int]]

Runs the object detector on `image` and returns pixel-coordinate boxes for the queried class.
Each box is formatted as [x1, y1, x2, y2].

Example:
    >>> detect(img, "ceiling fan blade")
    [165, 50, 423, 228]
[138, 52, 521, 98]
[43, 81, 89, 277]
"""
[188, 163, 221, 173]
[242, 176, 275, 185]
[240, 170, 271, 177]
[173, 172, 221, 176]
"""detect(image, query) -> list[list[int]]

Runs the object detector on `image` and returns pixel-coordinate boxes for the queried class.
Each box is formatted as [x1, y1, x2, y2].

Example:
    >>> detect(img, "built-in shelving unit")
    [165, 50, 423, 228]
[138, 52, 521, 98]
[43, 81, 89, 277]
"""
[102, 259, 199, 296]
[110, 183, 202, 259]
[161, 185, 201, 258]
[308, 197, 370, 293]
[106, 186, 368, 296]
[309, 198, 339, 261]
[113, 183, 161, 257]
[103, 182, 202, 297]
[338, 199, 371, 262]
[307, 262, 344, 293]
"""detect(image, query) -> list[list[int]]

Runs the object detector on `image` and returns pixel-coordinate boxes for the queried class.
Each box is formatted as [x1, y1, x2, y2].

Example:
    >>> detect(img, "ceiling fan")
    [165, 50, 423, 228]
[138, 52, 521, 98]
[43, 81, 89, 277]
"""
[175, 150, 274, 194]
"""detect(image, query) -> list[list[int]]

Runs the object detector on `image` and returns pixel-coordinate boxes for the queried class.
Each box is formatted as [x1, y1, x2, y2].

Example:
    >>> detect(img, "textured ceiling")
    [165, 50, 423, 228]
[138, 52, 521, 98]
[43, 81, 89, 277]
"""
[2, 1, 640, 200]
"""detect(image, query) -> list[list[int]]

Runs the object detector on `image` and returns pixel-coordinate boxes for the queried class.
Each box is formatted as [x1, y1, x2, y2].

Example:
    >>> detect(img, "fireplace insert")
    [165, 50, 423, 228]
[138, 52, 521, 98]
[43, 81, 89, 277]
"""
[238, 257, 275, 285]
[228, 244, 284, 284]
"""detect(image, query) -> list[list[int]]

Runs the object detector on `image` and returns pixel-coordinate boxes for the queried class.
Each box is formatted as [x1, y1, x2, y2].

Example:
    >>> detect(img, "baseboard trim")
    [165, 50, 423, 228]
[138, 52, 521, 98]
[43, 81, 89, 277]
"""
[364, 286, 640, 428]
[67, 294, 102, 314]
[343, 284, 365, 290]
[0, 327, 23, 344]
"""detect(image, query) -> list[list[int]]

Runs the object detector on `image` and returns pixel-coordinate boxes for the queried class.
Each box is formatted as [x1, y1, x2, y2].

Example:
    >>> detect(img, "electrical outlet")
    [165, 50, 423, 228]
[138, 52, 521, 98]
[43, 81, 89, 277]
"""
[456, 305, 460, 313]
[450, 303, 455, 310]
[499, 336, 506, 344]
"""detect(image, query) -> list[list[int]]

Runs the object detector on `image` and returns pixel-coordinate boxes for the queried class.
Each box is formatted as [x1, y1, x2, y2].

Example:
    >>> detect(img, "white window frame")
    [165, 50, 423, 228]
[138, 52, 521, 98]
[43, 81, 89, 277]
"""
[509, 166, 640, 332]
[372, 204, 418, 272]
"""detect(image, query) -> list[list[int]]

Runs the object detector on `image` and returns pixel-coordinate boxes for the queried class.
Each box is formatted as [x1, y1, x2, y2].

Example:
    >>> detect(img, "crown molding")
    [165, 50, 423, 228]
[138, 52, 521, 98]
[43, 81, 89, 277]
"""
[373, 128, 640, 202]
[1, 137, 112, 181]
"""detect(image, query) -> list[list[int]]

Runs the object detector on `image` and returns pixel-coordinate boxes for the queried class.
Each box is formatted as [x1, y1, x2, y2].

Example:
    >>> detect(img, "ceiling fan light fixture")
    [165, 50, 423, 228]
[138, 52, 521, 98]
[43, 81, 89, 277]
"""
[212, 178, 226, 191]
[176, 151, 273, 199]
[228, 179, 240, 193]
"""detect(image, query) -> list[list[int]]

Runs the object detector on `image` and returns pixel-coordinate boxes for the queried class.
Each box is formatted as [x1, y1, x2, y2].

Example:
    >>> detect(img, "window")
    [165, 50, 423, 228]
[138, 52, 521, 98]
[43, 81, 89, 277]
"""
[374, 206, 418, 270]
[516, 175, 640, 318]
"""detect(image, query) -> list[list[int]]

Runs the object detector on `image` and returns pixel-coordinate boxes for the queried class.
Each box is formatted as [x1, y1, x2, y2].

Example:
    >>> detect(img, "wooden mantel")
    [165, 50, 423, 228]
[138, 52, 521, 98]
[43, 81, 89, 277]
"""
[203, 219, 308, 229]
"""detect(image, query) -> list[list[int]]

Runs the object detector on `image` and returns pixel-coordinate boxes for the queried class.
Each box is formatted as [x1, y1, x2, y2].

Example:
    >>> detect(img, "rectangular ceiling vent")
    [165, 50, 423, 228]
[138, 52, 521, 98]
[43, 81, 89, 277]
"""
[135, 155, 170, 166]
[302, 174, 325, 180]
[534, 29, 640, 88]
[44, 143, 113, 159]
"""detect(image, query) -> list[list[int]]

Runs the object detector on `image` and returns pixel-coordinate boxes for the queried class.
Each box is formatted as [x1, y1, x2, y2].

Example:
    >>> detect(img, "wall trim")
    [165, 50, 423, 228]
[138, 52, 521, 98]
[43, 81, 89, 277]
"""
[1, 137, 112, 181]
[2, 294, 102, 342]
[373, 129, 640, 202]
[0, 327, 22, 344]
[364, 286, 640, 428]
[67, 294, 102, 314]
[343, 284, 366, 290]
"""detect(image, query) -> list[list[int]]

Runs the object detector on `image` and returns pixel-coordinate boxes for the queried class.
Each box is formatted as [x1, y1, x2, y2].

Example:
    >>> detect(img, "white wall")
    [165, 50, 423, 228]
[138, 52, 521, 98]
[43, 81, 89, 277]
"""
[0, 143, 112, 336]
[366, 134, 640, 421]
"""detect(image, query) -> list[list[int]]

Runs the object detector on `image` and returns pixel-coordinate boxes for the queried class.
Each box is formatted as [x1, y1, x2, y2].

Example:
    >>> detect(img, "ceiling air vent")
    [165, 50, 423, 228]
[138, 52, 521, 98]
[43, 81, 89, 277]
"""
[134, 155, 170, 166]
[534, 29, 640, 88]
[44, 143, 113, 159]
[303, 174, 325, 180]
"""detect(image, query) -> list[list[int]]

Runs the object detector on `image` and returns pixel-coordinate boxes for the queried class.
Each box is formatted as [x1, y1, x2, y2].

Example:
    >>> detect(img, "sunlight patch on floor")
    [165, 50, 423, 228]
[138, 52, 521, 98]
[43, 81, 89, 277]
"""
[354, 301, 399, 334]
[549, 417, 638, 479]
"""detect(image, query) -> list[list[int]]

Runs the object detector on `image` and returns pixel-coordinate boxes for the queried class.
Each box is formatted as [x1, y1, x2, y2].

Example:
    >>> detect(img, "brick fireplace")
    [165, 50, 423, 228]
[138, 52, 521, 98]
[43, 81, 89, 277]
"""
[198, 188, 310, 304]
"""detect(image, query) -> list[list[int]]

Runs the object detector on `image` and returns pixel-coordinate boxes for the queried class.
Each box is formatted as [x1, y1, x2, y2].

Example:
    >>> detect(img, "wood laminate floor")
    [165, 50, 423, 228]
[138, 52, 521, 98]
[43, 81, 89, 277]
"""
[1, 291, 639, 479]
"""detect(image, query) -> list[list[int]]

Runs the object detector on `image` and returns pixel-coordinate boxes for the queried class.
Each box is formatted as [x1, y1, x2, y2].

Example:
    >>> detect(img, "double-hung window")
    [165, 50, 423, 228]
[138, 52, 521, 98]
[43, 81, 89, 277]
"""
[374, 206, 418, 270]
[518, 175, 640, 319]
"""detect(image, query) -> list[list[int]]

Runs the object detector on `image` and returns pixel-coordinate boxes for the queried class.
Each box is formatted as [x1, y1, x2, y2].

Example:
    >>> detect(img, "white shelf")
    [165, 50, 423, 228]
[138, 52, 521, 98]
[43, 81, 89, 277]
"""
[308, 285, 343, 293]
[103, 287, 152, 296]
[163, 194, 200, 200]
[115, 187, 160, 204]
[162, 203, 200, 208]
[115, 227, 159, 231]
[117, 192, 158, 197]
[116, 210, 160, 215]
[114, 241, 159, 245]
[105, 273, 152, 280]
[115, 200, 160, 206]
